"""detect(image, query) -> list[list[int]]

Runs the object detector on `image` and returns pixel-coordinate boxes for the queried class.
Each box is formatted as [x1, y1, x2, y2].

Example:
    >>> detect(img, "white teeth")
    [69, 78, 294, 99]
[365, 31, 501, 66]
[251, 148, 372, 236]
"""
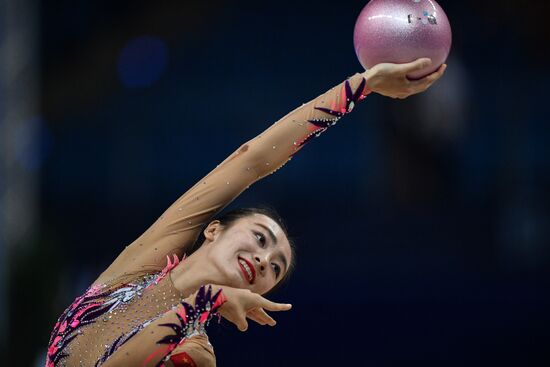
[239, 259, 253, 282]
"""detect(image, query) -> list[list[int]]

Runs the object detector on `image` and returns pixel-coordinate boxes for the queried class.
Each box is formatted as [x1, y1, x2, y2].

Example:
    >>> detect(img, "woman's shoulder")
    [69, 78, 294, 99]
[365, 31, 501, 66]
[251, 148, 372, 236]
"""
[92, 245, 184, 287]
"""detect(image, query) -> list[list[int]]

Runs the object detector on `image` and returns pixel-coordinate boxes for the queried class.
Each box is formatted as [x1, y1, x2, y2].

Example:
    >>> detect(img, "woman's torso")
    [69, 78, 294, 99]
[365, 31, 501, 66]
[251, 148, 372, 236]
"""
[46, 257, 218, 367]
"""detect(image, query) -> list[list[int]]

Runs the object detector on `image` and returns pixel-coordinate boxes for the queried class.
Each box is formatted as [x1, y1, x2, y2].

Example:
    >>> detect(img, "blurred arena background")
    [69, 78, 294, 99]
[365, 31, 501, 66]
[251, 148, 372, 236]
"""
[1, 0, 549, 365]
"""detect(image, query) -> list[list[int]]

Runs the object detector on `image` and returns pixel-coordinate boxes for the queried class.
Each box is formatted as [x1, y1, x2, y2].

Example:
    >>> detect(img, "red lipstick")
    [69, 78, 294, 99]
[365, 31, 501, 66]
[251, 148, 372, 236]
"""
[237, 256, 256, 284]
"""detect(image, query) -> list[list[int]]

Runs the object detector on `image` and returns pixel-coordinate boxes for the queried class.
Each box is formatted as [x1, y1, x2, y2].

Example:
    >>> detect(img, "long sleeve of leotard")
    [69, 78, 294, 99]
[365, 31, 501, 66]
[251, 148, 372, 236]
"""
[163, 335, 215, 367]
[98, 73, 370, 282]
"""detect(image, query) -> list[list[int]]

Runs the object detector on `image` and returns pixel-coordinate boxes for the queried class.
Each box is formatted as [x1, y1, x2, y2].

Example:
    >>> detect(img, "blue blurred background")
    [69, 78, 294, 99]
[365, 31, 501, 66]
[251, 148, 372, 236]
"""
[1, 0, 549, 365]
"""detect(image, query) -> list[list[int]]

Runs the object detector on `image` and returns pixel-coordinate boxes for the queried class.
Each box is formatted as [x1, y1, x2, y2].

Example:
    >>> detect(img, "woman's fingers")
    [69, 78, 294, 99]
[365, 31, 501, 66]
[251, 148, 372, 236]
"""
[409, 63, 447, 90]
[256, 308, 276, 326]
[232, 307, 277, 329]
[248, 309, 268, 325]
[397, 58, 432, 74]
[223, 310, 249, 331]
[258, 297, 292, 312]
[248, 308, 276, 326]
[243, 307, 277, 327]
[236, 315, 249, 332]
[216, 287, 291, 331]
[246, 312, 267, 326]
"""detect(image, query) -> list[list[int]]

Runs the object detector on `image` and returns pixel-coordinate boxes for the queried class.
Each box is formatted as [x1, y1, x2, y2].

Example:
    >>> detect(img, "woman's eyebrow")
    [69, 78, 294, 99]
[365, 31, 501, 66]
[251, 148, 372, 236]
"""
[254, 222, 277, 245]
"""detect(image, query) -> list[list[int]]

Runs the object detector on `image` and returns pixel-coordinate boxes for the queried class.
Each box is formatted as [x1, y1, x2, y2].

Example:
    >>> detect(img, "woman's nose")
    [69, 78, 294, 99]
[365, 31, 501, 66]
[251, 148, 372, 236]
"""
[254, 255, 267, 273]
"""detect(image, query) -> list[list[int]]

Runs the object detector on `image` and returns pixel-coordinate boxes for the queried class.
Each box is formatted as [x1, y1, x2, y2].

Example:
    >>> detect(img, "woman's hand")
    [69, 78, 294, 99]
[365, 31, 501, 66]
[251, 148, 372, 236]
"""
[365, 58, 446, 99]
[214, 286, 292, 331]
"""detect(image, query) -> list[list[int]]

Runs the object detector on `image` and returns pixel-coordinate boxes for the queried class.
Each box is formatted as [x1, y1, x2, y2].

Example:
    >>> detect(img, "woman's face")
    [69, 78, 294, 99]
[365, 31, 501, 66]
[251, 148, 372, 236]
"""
[203, 213, 292, 295]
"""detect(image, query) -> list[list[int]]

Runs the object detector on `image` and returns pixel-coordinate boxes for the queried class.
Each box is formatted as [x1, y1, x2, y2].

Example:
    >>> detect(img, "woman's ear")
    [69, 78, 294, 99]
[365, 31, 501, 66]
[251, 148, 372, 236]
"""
[203, 220, 222, 242]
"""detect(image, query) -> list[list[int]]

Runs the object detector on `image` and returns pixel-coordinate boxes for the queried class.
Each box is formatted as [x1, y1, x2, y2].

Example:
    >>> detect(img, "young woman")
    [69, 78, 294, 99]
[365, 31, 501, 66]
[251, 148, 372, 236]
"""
[46, 58, 446, 367]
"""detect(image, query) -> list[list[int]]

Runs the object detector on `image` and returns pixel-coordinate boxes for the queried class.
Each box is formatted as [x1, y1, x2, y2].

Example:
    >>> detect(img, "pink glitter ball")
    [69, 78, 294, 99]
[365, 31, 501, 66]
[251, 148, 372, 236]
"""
[353, 0, 452, 79]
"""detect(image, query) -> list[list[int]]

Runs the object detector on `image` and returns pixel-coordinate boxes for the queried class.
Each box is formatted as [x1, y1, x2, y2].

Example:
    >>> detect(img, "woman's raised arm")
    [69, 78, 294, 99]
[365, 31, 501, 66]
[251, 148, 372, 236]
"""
[96, 59, 445, 284]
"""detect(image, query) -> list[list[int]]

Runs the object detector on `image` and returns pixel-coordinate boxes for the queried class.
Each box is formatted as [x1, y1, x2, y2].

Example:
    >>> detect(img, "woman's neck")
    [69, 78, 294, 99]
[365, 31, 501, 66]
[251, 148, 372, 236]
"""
[169, 250, 215, 296]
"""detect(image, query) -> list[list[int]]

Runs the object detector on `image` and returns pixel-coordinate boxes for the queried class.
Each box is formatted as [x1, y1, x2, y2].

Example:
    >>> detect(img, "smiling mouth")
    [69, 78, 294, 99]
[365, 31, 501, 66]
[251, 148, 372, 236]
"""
[238, 257, 256, 284]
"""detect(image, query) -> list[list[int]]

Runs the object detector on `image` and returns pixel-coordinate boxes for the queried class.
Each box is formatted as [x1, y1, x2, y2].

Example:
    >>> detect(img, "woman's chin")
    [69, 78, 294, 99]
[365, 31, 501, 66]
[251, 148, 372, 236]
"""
[214, 271, 243, 289]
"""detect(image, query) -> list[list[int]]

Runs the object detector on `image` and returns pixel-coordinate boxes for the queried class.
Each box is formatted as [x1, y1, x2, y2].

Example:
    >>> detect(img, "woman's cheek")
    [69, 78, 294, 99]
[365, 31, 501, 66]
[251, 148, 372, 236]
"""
[255, 279, 272, 295]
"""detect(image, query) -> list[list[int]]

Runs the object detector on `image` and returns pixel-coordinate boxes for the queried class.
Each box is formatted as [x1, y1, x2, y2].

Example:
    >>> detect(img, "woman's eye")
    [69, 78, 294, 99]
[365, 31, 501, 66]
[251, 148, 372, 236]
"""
[254, 232, 266, 246]
[272, 263, 281, 278]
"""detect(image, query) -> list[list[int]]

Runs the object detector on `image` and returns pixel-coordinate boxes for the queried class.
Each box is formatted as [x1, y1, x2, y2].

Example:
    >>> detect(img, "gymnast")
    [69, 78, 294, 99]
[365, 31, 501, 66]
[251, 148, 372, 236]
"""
[46, 58, 446, 367]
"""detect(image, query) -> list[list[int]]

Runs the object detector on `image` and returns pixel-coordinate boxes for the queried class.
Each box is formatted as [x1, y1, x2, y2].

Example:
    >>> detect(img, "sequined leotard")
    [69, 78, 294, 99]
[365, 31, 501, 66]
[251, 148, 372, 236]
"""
[46, 73, 370, 367]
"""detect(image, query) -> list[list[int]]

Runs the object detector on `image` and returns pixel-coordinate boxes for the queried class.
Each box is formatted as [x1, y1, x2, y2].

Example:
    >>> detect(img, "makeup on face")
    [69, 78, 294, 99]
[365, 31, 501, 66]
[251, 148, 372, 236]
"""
[237, 256, 256, 284]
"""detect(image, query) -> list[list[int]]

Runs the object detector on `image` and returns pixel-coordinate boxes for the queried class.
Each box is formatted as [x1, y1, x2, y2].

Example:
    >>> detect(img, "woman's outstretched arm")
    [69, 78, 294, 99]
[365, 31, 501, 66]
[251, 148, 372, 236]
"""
[96, 59, 445, 284]
[245, 59, 446, 178]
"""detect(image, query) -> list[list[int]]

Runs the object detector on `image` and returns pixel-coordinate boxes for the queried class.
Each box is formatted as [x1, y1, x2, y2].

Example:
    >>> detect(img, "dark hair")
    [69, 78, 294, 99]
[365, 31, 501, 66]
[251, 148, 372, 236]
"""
[190, 206, 296, 293]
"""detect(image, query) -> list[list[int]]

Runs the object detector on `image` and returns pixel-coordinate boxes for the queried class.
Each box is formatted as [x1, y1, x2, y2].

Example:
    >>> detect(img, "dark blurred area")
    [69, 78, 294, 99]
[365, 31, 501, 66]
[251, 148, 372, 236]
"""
[1, 0, 549, 365]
